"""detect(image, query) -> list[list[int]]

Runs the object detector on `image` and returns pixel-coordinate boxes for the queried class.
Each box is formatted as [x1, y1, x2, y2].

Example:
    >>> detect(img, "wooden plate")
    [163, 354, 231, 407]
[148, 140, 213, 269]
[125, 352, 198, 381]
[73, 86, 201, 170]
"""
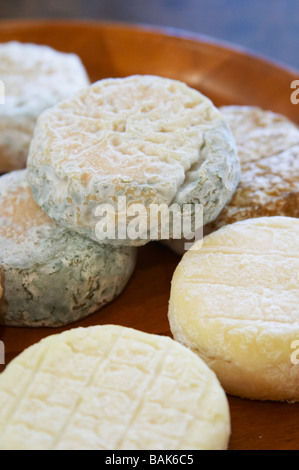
[0, 20, 298, 451]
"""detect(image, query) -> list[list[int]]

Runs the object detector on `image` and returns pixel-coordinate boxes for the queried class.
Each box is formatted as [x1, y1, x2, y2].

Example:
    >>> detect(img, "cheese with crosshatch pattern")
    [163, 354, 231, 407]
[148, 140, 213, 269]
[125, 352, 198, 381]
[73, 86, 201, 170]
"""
[169, 216, 299, 402]
[0, 325, 231, 450]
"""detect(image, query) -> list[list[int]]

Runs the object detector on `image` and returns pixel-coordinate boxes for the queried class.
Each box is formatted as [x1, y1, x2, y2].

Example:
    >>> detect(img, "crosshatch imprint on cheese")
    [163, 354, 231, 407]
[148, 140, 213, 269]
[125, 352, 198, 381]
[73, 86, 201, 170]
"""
[95, 197, 203, 250]
[0, 341, 4, 365]
[0, 80, 4, 105]
[291, 80, 299, 105]
[291, 340, 299, 365]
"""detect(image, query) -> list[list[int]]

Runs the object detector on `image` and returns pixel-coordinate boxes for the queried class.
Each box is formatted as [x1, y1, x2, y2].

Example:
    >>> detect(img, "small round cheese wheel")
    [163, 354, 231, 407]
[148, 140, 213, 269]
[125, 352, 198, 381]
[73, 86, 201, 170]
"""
[0, 171, 136, 327]
[205, 106, 299, 233]
[0, 41, 90, 172]
[0, 325, 231, 450]
[165, 106, 299, 256]
[168, 217, 299, 402]
[27, 75, 240, 246]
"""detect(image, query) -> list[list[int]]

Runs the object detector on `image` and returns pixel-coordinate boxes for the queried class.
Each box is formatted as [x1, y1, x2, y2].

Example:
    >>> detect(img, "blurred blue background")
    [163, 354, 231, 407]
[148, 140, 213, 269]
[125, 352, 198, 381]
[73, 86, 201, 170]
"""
[0, 0, 298, 69]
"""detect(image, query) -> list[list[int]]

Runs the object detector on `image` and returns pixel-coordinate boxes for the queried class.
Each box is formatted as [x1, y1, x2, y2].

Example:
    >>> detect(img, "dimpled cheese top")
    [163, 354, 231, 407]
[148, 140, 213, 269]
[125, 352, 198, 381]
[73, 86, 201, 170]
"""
[27, 75, 240, 246]
[0, 41, 90, 171]
[0, 171, 136, 327]
[0, 325, 231, 450]
[168, 217, 299, 402]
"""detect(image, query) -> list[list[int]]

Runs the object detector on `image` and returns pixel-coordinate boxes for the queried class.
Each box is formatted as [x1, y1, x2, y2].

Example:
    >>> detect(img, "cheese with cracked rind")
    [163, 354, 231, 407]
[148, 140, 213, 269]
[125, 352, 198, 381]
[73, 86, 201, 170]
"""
[168, 217, 299, 402]
[27, 75, 240, 246]
[0, 170, 136, 327]
[0, 325, 230, 450]
[0, 41, 90, 172]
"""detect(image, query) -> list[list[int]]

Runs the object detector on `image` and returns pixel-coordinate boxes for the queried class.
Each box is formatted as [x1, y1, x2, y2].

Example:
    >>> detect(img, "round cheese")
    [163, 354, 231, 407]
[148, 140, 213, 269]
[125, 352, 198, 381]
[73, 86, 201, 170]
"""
[0, 325, 231, 450]
[205, 106, 299, 233]
[165, 106, 299, 255]
[168, 217, 299, 402]
[0, 41, 90, 172]
[27, 75, 240, 246]
[0, 170, 136, 327]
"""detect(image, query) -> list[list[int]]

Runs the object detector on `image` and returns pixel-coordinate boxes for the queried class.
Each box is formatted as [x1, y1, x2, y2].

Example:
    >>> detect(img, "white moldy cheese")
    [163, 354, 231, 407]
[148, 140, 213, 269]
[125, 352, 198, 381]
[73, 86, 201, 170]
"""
[0, 325, 231, 450]
[0, 41, 90, 172]
[27, 75, 240, 246]
[0, 171, 136, 327]
[168, 217, 299, 402]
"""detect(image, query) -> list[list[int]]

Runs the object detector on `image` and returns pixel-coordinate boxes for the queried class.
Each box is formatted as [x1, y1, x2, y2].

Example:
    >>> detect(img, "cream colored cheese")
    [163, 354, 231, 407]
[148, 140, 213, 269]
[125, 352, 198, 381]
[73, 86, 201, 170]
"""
[0, 41, 90, 172]
[27, 75, 240, 246]
[168, 217, 299, 402]
[0, 325, 230, 450]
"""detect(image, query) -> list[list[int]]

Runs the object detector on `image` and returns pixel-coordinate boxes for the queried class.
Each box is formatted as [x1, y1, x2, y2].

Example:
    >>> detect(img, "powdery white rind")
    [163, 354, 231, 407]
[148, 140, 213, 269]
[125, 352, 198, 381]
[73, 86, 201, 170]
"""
[0, 171, 136, 327]
[0, 41, 90, 172]
[0, 325, 231, 450]
[27, 75, 240, 246]
[168, 216, 299, 402]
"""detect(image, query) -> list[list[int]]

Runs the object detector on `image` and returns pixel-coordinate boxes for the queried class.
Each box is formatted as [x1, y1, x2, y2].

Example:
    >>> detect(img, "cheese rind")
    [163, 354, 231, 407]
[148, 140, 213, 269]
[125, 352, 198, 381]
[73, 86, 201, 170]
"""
[0, 171, 136, 327]
[27, 75, 240, 246]
[0, 325, 230, 450]
[205, 106, 299, 232]
[165, 106, 299, 255]
[168, 217, 299, 402]
[0, 41, 90, 172]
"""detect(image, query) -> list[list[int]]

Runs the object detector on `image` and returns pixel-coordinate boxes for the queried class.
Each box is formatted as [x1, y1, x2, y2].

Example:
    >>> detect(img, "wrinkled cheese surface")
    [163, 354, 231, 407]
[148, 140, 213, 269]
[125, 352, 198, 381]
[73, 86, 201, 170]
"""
[27, 75, 239, 246]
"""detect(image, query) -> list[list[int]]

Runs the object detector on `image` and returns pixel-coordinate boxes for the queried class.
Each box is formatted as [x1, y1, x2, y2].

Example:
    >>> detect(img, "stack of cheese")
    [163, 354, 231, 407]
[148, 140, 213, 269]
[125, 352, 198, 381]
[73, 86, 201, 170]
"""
[0, 44, 241, 450]
[0, 48, 241, 327]
[0, 43, 138, 328]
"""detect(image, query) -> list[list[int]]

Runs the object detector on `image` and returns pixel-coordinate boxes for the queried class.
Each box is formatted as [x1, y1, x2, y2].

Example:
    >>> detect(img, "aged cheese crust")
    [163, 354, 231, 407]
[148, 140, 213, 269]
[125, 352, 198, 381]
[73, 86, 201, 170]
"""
[0, 41, 90, 172]
[0, 325, 231, 450]
[165, 106, 299, 255]
[27, 75, 240, 246]
[205, 106, 299, 233]
[0, 171, 136, 327]
[168, 217, 299, 402]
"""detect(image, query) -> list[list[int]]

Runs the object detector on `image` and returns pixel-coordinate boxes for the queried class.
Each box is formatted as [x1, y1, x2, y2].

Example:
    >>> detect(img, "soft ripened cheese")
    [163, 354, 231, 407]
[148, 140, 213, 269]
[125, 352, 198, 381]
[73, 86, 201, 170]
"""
[168, 217, 299, 402]
[0, 171, 136, 327]
[0, 325, 231, 450]
[27, 75, 240, 246]
[0, 41, 90, 172]
[205, 106, 299, 232]
[164, 106, 299, 255]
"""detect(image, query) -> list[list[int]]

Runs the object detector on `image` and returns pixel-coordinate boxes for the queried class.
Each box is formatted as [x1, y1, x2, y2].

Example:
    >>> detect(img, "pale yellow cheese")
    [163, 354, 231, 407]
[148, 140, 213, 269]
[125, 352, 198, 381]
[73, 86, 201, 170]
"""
[0, 325, 230, 450]
[168, 217, 299, 402]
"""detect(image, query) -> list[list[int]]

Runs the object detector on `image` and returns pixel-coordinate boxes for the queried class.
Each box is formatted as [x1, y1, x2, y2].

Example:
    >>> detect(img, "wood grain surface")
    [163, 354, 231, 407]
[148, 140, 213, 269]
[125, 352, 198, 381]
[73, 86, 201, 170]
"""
[0, 21, 298, 451]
